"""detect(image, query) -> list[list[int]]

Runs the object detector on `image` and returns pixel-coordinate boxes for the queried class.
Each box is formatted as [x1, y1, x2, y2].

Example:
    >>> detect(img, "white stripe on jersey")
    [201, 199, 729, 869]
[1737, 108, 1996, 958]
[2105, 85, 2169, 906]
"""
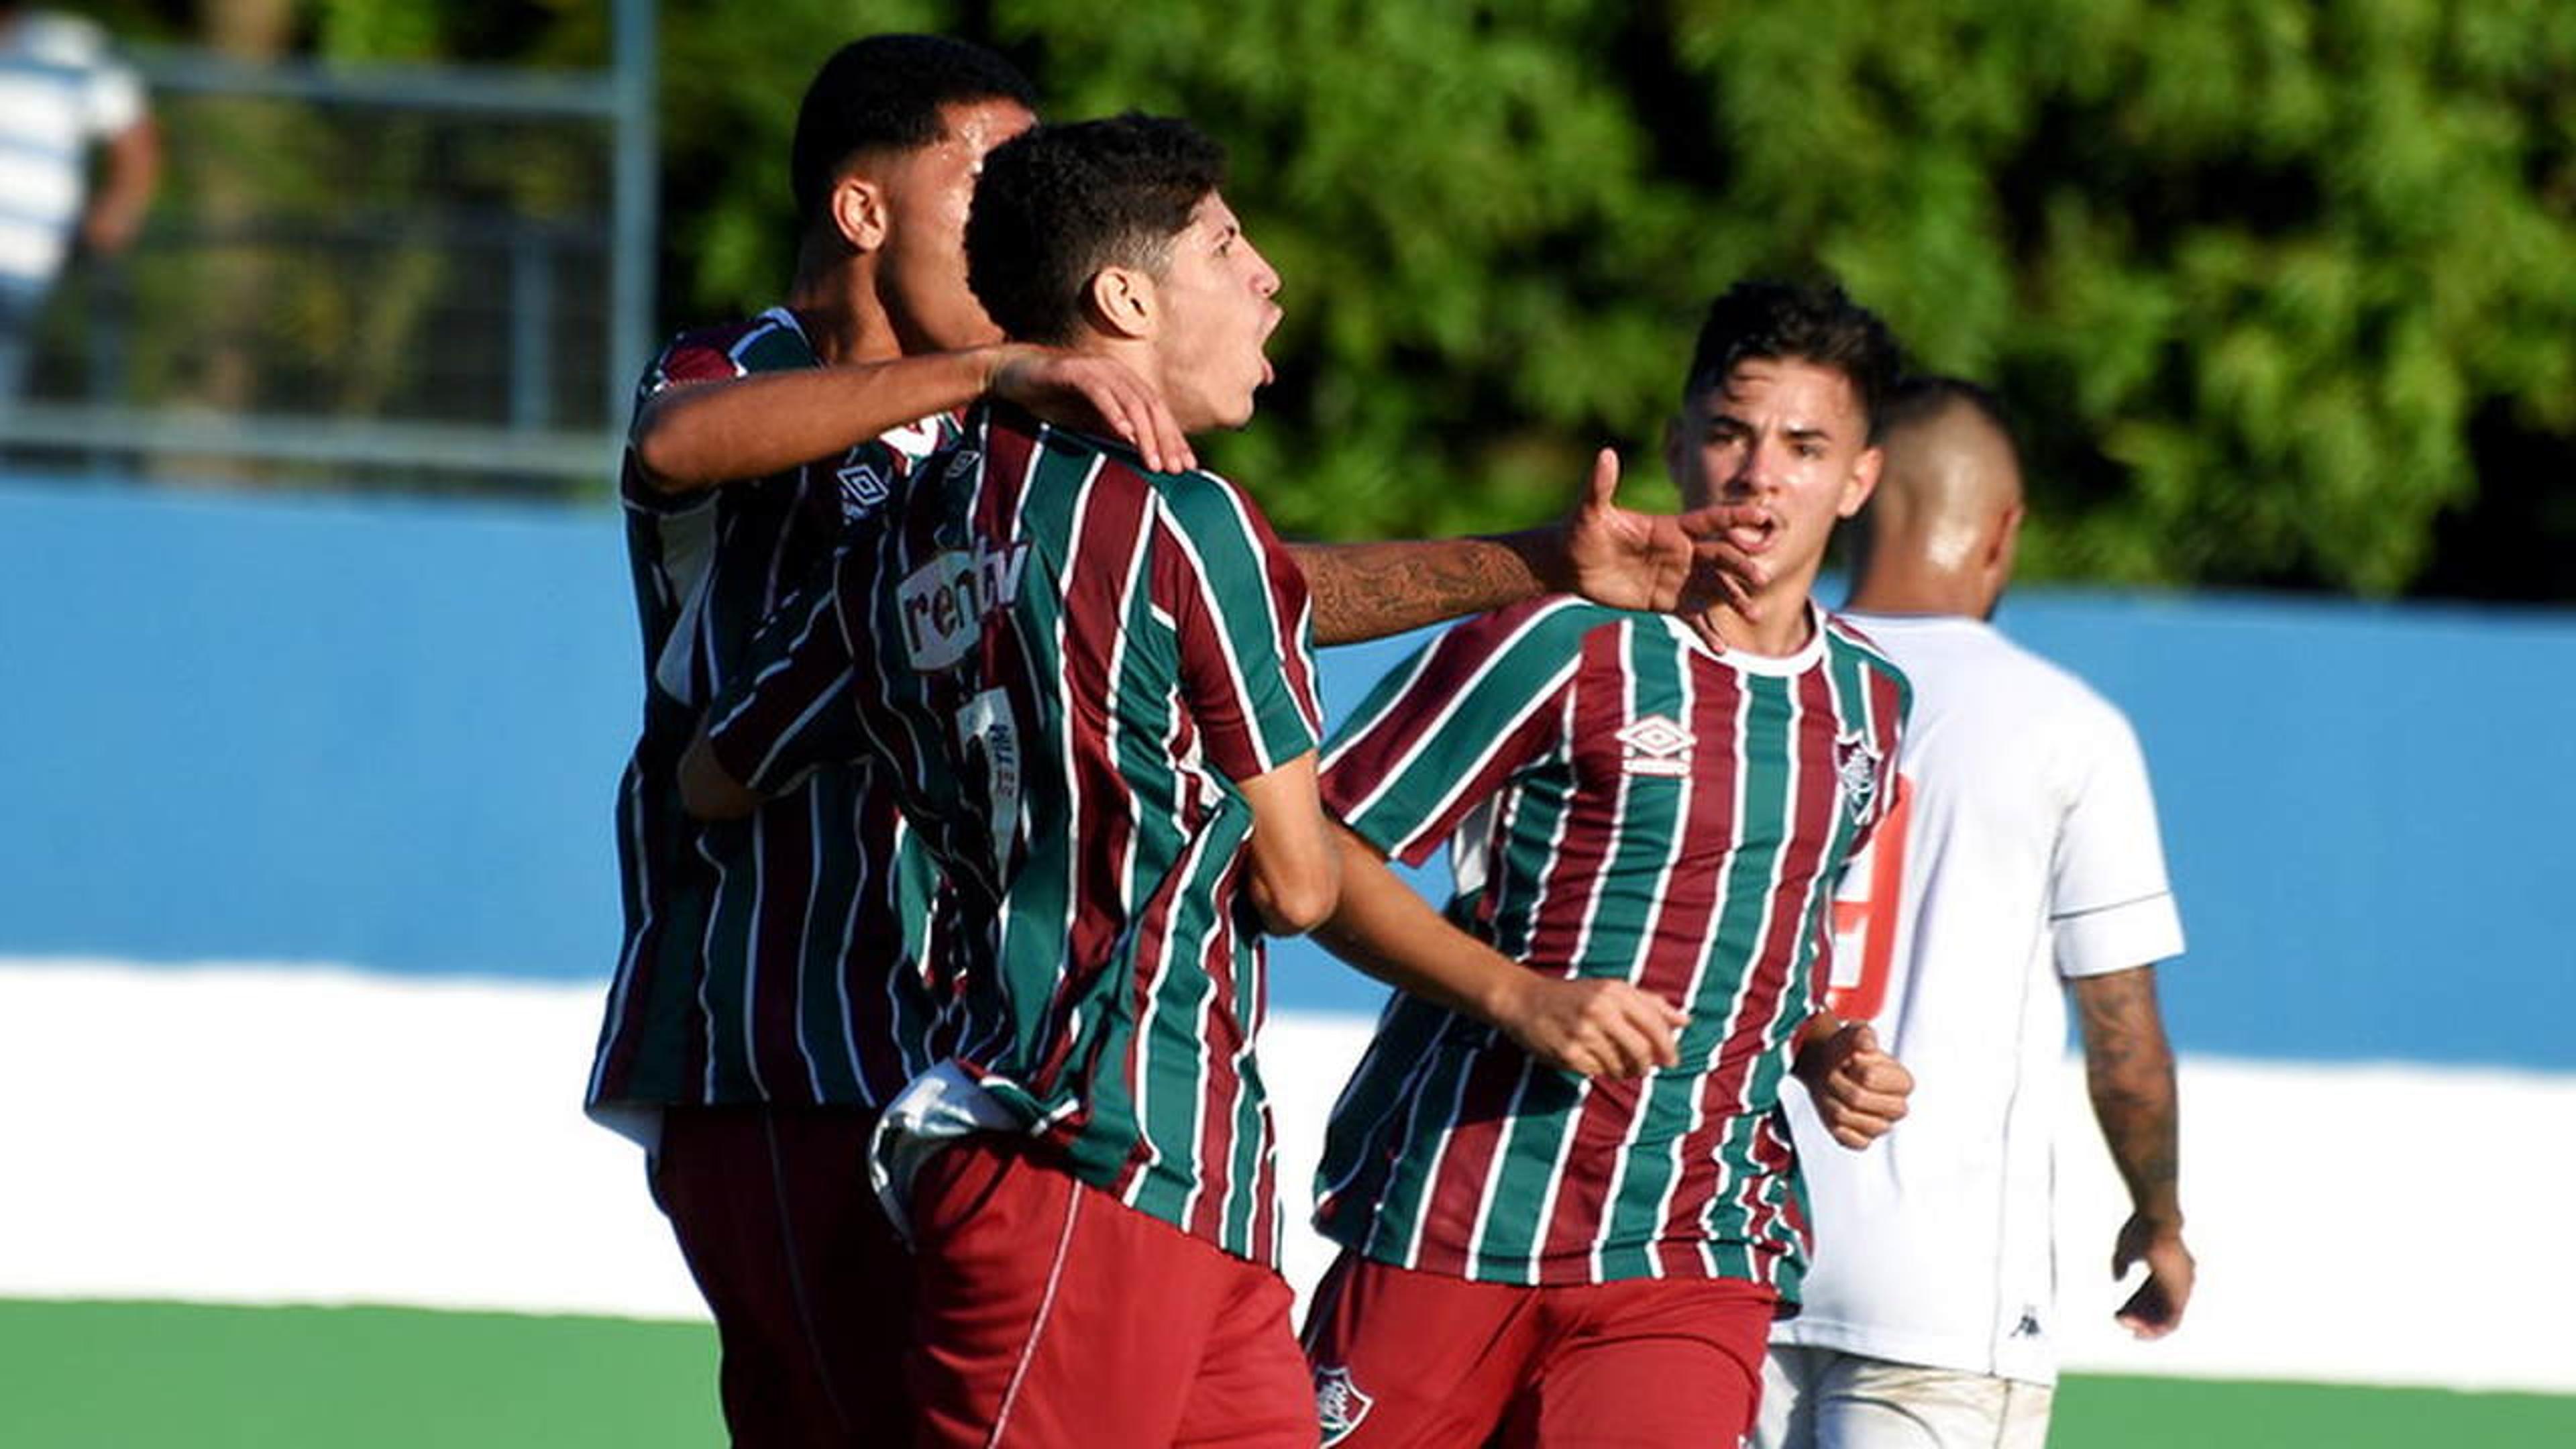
[1585, 651, 1703, 1283]
[1326, 602, 1585, 841]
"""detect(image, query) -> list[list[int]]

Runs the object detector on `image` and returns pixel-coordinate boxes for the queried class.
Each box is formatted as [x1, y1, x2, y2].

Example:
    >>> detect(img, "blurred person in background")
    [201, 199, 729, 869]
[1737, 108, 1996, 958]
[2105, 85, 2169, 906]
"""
[0, 3, 157, 400]
[1759, 377, 2193, 1449]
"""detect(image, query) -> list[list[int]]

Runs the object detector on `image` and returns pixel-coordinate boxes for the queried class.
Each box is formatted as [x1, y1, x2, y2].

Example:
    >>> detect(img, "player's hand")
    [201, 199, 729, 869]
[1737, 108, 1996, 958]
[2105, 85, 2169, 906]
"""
[990, 347, 1195, 474]
[1556, 449, 1770, 643]
[2112, 1213, 2194, 1339]
[1795, 1022, 1912, 1148]
[1495, 973, 1687, 1079]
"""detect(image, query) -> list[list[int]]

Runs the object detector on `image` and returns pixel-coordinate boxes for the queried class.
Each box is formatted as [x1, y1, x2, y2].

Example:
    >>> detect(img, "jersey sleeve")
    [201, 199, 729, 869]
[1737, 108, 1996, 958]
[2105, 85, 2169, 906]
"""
[1151, 470, 1322, 782]
[618, 320, 810, 515]
[1321, 601, 1589, 867]
[702, 552, 869, 797]
[2050, 703, 2186, 979]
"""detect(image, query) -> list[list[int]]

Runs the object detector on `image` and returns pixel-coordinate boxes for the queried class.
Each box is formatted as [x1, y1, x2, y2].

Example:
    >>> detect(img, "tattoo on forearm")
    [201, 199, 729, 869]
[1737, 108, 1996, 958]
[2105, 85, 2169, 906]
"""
[1293, 539, 1544, 646]
[2076, 967, 2182, 1217]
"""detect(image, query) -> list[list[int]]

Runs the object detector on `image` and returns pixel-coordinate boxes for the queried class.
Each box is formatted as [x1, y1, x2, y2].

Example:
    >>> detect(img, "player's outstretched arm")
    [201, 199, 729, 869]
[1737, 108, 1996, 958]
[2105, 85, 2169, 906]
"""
[1791, 1012, 1914, 1148]
[1233, 752, 1340, 936]
[1313, 825, 1684, 1079]
[1287, 449, 1770, 646]
[633, 343, 1191, 492]
[2074, 964, 2194, 1339]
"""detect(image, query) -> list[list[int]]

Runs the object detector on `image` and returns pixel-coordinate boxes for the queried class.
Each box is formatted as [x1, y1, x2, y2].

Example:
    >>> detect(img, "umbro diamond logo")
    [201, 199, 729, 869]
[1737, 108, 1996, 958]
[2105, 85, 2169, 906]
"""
[1615, 714, 1695, 777]
[835, 461, 888, 519]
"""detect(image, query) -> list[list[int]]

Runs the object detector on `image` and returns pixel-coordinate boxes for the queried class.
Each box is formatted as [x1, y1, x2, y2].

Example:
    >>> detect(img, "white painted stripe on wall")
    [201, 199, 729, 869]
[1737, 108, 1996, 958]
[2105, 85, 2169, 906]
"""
[0, 960, 2570, 1395]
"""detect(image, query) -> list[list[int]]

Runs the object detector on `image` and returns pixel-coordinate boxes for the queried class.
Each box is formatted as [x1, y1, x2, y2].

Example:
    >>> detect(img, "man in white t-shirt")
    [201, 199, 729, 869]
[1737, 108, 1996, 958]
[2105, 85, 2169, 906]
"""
[0, 4, 157, 398]
[1758, 376, 2193, 1449]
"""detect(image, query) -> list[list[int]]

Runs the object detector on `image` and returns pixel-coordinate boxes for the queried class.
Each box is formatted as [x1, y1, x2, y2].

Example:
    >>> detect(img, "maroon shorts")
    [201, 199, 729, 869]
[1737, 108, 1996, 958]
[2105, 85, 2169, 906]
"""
[906, 1136, 1316, 1448]
[655, 1104, 912, 1446]
[1299, 1250, 1776, 1448]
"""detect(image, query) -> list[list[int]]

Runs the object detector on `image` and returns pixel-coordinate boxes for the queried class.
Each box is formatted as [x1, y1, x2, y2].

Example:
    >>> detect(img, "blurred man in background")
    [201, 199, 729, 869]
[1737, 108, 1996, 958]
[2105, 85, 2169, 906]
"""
[1760, 377, 2192, 1449]
[0, 3, 158, 400]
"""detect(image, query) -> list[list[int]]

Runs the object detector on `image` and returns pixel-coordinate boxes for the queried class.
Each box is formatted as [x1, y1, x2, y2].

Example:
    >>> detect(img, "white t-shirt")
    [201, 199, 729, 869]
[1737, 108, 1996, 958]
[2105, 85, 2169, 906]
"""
[1773, 613, 2184, 1385]
[0, 11, 144, 287]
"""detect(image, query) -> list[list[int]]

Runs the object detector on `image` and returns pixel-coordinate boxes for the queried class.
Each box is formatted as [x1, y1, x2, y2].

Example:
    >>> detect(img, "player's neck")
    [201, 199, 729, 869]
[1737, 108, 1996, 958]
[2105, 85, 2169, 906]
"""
[1698, 586, 1821, 658]
[783, 258, 905, 367]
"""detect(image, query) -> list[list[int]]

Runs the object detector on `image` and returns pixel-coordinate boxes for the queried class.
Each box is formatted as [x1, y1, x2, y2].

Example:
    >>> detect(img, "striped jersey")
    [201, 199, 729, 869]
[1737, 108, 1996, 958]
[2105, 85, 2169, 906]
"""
[0, 12, 142, 287]
[1313, 598, 1908, 1293]
[587, 308, 955, 1120]
[704, 400, 1322, 1264]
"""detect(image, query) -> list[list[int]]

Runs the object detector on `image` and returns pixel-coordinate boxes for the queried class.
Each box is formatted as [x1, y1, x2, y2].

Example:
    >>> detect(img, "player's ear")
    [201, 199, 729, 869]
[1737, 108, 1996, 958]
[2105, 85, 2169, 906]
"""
[1839, 445, 1883, 519]
[1085, 264, 1157, 341]
[828, 173, 891, 254]
[1662, 411, 1686, 488]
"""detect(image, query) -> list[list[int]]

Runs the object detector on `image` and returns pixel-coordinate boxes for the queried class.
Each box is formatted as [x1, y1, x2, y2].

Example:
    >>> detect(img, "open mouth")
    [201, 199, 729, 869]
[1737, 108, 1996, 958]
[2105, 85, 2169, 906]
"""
[1725, 515, 1781, 554]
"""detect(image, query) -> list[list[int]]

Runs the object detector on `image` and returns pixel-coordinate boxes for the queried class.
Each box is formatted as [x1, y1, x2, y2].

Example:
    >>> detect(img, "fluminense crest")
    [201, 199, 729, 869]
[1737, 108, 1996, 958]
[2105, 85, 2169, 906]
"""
[1834, 729, 1881, 821]
[1314, 1364, 1375, 1445]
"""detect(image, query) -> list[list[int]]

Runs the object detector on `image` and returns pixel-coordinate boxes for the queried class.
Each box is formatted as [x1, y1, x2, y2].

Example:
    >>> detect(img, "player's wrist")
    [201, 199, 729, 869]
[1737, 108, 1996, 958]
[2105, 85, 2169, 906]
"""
[978, 343, 1038, 394]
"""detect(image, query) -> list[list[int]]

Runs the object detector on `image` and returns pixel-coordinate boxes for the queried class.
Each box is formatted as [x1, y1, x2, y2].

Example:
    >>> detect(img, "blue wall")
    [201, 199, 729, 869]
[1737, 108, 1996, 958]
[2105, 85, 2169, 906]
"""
[5, 478, 2569, 1070]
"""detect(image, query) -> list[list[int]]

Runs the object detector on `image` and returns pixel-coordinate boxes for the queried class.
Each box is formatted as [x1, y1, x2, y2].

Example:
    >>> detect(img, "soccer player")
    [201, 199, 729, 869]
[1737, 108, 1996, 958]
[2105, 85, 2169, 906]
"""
[682, 113, 1698, 1448]
[1758, 378, 2192, 1449]
[1298, 280, 1919, 1449]
[583, 38, 1152, 1447]
[596, 34, 1770, 1443]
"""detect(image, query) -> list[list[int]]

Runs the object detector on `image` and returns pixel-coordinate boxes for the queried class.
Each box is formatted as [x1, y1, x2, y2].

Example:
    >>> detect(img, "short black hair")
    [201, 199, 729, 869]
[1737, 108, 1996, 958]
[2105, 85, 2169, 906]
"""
[1683, 280, 1904, 436]
[965, 114, 1228, 345]
[1880, 374, 2017, 455]
[790, 35, 1036, 225]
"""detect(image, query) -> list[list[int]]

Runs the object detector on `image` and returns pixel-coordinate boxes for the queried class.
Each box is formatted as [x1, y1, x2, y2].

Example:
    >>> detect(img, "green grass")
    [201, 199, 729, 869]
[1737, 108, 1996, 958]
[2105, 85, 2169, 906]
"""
[0, 1300, 721, 1448]
[2, 1299, 2569, 1448]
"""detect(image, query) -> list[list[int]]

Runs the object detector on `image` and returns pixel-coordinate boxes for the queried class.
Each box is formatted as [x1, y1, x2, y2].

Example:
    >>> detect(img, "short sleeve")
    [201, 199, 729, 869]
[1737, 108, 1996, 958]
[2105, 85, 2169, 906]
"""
[1152, 471, 1322, 782]
[619, 320, 809, 514]
[1321, 601, 1589, 867]
[703, 557, 869, 797]
[83, 52, 143, 137]
[2051, 704, 2186, 979]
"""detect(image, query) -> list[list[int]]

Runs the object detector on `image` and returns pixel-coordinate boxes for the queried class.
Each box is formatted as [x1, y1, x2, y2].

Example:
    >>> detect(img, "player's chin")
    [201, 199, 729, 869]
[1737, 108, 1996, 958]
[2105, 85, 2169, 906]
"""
[1211, 382, 1261, 431]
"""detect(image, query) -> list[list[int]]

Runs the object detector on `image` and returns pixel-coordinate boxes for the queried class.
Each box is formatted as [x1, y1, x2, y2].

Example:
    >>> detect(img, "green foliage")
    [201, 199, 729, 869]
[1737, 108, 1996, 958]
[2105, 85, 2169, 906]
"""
[670, 0, 2576, 596]
[93, 1, 2576, 594]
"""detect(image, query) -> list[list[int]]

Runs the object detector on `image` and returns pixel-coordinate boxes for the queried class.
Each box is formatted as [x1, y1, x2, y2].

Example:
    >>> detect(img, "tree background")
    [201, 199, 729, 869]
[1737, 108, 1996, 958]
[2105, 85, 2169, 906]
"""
[73, 0, 2576, 600]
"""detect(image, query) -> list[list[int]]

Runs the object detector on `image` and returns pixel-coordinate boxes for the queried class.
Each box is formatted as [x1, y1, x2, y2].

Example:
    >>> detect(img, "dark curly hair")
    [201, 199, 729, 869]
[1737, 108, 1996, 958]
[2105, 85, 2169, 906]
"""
[790, 35, 1036, 225]
[1684, 280, 1904, 437]
[965, 114, 1228, 345]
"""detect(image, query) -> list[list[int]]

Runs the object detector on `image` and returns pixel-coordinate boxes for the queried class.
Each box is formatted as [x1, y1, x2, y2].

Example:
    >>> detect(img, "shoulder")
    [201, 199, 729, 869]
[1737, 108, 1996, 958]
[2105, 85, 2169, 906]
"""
[1822, 612, 1914, 710]
[653, 309, 814, 384]
[1432, 597, 1627, 676]
[1823, 612, 1907, 679]
[14, 12, 112, 63]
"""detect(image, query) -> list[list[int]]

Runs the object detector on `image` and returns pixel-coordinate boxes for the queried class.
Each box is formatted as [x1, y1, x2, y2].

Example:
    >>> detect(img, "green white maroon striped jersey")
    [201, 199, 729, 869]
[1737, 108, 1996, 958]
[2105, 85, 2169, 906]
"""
[590, 307, 957, 1118]
[1313, 597, 1909, 1293]
[704, 399, 1322, 1264]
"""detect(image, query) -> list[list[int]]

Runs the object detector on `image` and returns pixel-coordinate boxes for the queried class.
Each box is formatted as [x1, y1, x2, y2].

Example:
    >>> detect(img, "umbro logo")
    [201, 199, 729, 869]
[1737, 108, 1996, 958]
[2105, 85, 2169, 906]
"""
[835, 461, 888, 519]
[1615, 714, 1695, 777]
